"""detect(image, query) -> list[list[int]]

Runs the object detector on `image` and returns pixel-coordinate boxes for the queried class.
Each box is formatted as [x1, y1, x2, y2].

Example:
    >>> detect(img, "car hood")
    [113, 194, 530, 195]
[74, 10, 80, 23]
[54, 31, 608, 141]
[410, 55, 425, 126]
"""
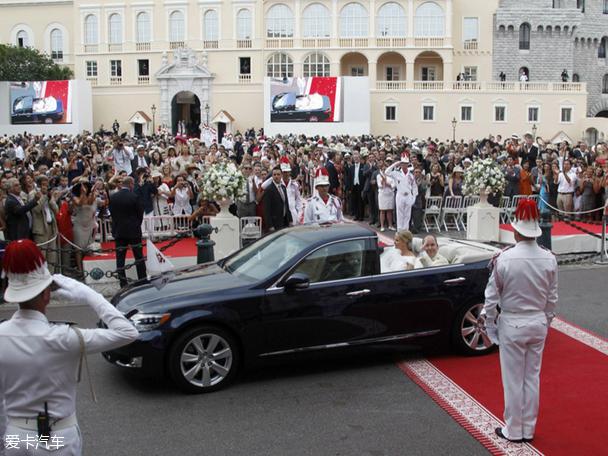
[114, 263, 252, 314]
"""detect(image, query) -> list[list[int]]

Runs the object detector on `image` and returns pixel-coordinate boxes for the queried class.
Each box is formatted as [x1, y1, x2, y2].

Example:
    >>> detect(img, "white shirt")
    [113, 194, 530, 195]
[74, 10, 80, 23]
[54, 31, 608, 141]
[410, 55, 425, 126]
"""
[0, 303, 138, 423]
[354, 163, 360, 186]
[483, 241, 558, 330]
[112, 147, 134, 174]
[557, 170, 577, 193]
[303, 195, 343, 224]
[15, 145, 25, 161]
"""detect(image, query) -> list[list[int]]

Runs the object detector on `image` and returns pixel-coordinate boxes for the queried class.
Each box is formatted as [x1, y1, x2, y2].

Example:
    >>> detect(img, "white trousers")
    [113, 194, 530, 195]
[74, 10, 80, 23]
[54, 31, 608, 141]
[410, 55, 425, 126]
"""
[498, 315, 549, 440]
[3, 424, 82, 456]
[395, 196, 414, 231]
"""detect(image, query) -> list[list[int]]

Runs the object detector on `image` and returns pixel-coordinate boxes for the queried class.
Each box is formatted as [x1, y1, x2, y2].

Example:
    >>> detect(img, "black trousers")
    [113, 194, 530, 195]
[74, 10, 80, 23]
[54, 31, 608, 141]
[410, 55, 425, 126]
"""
[350, 184, 364, 220]
[367, 188, 378, 224]
[115, 237, 146, 287]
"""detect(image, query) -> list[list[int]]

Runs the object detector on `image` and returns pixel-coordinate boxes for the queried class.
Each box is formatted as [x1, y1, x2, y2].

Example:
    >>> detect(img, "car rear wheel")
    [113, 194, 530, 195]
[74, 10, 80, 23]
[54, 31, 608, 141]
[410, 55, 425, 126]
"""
[168, 325, 240, 393]
[452, 302, 495, 356]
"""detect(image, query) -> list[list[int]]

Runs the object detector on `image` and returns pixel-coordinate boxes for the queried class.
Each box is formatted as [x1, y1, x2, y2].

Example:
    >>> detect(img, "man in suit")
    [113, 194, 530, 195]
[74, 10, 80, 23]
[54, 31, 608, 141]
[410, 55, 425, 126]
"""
[262, 166, 292, 232]
[325, 150, 340, 195]
[519, 133, 539, 169]
[4, 177, 40, 241]
[131, 145, 150, 174]
[31, 176, 59, 272]
[109, 176, 146, 287]
[345, 151, 366, 220]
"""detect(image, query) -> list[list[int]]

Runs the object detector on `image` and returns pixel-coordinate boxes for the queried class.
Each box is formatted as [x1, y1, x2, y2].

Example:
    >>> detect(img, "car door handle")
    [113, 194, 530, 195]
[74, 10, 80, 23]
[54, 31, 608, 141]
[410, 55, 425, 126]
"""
[346, 289, 371, 297]
[443, 277, 467, 285]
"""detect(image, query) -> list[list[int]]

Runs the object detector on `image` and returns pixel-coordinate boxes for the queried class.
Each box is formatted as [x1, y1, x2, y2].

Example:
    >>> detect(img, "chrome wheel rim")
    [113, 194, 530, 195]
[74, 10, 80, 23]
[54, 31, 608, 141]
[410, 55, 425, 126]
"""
[461, 303, 493, 351]
[180, 333, 233, 388]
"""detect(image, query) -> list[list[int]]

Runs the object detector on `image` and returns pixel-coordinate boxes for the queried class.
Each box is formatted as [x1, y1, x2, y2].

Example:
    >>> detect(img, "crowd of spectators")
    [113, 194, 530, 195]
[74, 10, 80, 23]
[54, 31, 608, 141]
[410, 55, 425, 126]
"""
[1, 128, 607, 275]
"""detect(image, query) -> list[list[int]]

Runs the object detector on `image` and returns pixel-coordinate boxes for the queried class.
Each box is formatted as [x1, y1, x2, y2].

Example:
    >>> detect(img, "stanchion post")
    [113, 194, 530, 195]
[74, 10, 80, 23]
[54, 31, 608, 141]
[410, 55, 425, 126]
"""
[594, 203, 608, 265]
[194, 224, 216, 264]
[538, 210, 552, 250]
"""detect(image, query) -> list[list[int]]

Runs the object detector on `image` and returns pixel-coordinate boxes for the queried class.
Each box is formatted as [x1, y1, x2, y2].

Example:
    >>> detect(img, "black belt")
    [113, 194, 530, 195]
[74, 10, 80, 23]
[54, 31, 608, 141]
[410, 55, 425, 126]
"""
[558, 192, 574, 195]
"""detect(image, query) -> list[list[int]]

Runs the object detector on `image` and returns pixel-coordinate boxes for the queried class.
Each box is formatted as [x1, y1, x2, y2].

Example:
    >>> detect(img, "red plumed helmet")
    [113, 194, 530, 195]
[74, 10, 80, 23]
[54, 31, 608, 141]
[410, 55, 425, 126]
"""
[3, 239, 45, 275]
[514, 198, 540, 222]
[314, 167, 330, 187]
[280, 156, 291, 172]
[2, 239, 54, 303]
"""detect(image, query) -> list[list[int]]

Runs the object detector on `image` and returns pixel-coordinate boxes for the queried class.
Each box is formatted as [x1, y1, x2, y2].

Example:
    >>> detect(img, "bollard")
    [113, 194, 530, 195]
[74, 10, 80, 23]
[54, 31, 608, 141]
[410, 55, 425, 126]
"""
[594, 204, 608, 265]
[537, 210, 552, 251]
[193, 224, 216, 264]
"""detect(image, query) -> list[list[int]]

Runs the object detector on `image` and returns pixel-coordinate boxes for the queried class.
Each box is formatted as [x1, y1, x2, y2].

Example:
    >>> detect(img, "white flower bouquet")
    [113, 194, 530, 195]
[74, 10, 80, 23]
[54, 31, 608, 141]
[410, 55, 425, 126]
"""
[463, 158, 506, 195]
[198, 161, 246, 202]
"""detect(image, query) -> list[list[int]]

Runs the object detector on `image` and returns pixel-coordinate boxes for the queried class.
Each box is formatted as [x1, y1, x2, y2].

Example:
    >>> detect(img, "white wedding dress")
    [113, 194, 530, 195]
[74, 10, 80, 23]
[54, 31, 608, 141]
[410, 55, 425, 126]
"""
[380, 247, 422, 273]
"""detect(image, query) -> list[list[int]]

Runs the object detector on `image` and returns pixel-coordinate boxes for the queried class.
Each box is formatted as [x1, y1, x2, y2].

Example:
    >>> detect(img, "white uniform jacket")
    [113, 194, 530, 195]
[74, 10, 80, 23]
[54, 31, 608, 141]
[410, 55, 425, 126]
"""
[0, 299, 139, 428]
[483, 240, 558, 334]
[303, 195, 343, 225]
[386, 165, 418, 205]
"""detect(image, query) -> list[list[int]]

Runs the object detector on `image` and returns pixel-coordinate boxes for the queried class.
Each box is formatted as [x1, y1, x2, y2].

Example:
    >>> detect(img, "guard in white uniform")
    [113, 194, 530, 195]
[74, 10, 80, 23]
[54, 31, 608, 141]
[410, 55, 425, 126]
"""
[303, 168, 343, 225]
[0, 239, 139, 455]
[386, 153, 418, 231]
[482, 199, 558, 443]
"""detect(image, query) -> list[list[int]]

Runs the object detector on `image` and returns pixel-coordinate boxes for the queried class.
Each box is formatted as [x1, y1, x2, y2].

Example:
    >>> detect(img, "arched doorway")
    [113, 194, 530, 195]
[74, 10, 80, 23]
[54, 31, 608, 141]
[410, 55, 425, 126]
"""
[377, 52, 406, 82]
[414, 51, 444, 81]
[519, 66, 529, 81]
[171, 91, 201, 137]
[586, 127, 599, 145]
[340, 52, 368, 76]
[596, 111, 608, 118]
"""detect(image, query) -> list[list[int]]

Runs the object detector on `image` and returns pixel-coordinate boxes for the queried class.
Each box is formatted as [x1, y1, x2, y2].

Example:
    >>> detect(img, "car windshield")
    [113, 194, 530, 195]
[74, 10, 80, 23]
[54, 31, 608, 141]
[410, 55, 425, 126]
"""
[223, 230, 309, 281]
[274, 93, 295, 109]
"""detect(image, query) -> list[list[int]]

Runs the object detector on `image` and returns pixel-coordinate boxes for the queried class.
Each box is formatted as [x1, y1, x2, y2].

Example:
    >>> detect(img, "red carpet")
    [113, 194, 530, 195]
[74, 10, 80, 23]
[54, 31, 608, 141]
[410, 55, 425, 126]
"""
[500, 221, 602, 236]
[84, 238, 197, 261]
[399, 318, 608, 455]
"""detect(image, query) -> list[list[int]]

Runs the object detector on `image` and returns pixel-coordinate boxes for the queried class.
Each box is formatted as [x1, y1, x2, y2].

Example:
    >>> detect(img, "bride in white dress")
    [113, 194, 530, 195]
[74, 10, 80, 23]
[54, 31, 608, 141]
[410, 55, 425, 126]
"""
[380, 230, 422, 273]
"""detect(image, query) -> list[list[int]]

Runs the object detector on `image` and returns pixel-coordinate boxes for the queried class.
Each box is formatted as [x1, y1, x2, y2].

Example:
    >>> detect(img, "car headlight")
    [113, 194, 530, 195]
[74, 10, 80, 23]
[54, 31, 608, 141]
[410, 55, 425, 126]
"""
[129, 313, 171, 331]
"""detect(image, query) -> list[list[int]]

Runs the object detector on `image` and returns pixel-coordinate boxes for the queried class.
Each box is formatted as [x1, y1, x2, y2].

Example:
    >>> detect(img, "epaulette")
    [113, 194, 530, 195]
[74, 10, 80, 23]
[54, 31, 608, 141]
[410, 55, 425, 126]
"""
[488, 244, 515, 271]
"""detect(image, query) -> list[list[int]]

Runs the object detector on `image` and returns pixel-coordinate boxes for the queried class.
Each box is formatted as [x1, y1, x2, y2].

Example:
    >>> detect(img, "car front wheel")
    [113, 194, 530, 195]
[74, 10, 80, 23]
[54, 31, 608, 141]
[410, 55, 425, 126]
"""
[168, 325, 240, 393]
[451, 302, 495, 356]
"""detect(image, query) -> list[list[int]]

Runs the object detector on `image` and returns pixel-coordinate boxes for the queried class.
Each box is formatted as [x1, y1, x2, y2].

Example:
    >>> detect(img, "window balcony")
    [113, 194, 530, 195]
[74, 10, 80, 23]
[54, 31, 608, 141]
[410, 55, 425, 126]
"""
[110, 76, 122, 86]
[237, 39, 252, 49]
[376, 37, 408, 47]
[83, 44, 98, 53]
[203, 40, 218, 49]
[138, 76, 150, 85]
[463, 40, 478, 50]
[108, 43, 122, 52]
[238, 74, 252, 84]
[266, 38, 293, 48]
[302, 38, 331, 48]
[86, 77, 98, 87]
[339, 38, 369, 48]
[169, 41, 185, 50]
[136, 42, 151, 51]
[414, 37, 445, 47]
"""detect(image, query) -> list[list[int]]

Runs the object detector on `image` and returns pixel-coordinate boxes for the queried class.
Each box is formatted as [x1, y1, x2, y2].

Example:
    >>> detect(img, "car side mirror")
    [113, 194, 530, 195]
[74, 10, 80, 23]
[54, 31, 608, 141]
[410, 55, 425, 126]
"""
[283, 273, 310, 290]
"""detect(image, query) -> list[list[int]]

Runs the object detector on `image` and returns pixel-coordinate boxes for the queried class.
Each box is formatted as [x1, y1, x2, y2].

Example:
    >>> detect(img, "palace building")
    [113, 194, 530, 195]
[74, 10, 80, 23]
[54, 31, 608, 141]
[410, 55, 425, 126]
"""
[0, 0, 606, 142]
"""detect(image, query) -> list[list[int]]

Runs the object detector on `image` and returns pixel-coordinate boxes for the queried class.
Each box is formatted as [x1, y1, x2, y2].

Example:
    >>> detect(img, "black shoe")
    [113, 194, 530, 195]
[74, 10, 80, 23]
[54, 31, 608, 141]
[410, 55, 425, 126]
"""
[495, 428, 523, 443]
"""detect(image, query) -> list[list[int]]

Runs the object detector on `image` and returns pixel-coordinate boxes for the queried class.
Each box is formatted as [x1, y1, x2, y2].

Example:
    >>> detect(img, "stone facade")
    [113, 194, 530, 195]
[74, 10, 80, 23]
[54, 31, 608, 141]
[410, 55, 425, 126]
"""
[493, 0, 608, 116]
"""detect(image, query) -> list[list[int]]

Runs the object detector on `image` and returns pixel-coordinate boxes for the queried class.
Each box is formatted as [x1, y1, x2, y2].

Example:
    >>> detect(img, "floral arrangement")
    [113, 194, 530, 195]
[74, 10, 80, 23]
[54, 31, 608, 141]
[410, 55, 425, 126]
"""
[462, 158, 506, 195]
[198, 161, 246, 202]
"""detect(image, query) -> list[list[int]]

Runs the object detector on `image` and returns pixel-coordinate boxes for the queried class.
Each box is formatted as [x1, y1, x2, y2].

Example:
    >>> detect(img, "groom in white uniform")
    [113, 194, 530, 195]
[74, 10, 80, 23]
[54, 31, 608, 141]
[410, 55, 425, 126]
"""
[386, 152, 417, 231]
[482, 198, 558, 443]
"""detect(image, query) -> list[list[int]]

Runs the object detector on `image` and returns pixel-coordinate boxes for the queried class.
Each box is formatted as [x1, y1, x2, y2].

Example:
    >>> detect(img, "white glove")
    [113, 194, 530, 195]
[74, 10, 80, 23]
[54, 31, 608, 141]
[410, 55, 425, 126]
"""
[52, 274, 106, 306]
[485, 325, 500, 345]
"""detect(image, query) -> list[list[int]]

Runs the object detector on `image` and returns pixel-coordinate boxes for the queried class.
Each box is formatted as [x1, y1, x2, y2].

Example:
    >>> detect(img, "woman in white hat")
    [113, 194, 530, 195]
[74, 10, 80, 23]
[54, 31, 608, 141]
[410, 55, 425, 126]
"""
[445, 165, 464, 197]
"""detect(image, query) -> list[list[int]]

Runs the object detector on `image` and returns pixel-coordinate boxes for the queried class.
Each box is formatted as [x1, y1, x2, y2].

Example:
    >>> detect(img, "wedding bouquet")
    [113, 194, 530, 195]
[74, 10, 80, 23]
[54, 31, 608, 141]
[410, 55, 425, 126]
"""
[463, 158, 506, 195]
[198, 161, 246, 202]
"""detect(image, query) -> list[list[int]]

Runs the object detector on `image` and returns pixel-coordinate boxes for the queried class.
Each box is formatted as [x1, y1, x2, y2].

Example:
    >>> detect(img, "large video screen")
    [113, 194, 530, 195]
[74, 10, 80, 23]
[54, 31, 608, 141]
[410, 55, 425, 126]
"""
[9, 80, 73, 124]
[269, 77, 342, 123]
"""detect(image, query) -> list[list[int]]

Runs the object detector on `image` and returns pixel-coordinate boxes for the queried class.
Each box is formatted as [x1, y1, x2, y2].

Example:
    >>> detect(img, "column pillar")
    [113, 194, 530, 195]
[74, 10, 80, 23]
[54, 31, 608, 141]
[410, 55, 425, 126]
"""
[446, 0, 453, 39]
[443, 59, 453, 81]
[408, 0, 414, 39]
[368, 60, 377, 88]
[332, 0, 338, 46]
[370, 0, 376, 40]
[331, 60, 340, 76]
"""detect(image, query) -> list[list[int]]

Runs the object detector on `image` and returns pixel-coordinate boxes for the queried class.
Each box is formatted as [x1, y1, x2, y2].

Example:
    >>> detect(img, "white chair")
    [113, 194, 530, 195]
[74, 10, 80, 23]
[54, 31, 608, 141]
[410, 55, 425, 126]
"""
[459, 195, 480, 230]
[423, 196, 443, 232]
[240, 216, 262, 246]
[441, 196, 463, 231]
[499, 196, 511, 224]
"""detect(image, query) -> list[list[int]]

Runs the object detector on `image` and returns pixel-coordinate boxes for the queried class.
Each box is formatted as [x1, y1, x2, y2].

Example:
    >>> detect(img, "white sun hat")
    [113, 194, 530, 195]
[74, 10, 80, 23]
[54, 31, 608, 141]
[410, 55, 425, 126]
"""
[3, 239, 54, 303]
[511, 199, 542, 238]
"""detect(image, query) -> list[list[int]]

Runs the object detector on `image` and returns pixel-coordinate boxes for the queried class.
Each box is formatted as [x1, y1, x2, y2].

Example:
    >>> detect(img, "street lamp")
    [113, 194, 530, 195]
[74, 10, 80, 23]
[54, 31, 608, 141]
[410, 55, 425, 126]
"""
[204, 103, 210, 126]
[451, 117, 457, 142]
[532, 123, 538, 140]
[150, 104, 156, 135]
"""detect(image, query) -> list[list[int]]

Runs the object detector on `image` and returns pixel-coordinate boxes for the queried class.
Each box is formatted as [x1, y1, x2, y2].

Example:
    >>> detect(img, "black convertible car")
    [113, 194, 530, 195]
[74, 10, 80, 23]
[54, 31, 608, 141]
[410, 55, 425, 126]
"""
[270, 92, 332, 122]
[104, 224, 499, 393]
[11, 96, 64, 124]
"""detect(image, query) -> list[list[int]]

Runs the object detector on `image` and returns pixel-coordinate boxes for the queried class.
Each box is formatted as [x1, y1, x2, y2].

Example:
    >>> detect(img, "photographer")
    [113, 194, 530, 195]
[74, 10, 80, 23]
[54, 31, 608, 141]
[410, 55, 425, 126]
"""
[135, 168, 158, 236]
[111, 139, 134, 175]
